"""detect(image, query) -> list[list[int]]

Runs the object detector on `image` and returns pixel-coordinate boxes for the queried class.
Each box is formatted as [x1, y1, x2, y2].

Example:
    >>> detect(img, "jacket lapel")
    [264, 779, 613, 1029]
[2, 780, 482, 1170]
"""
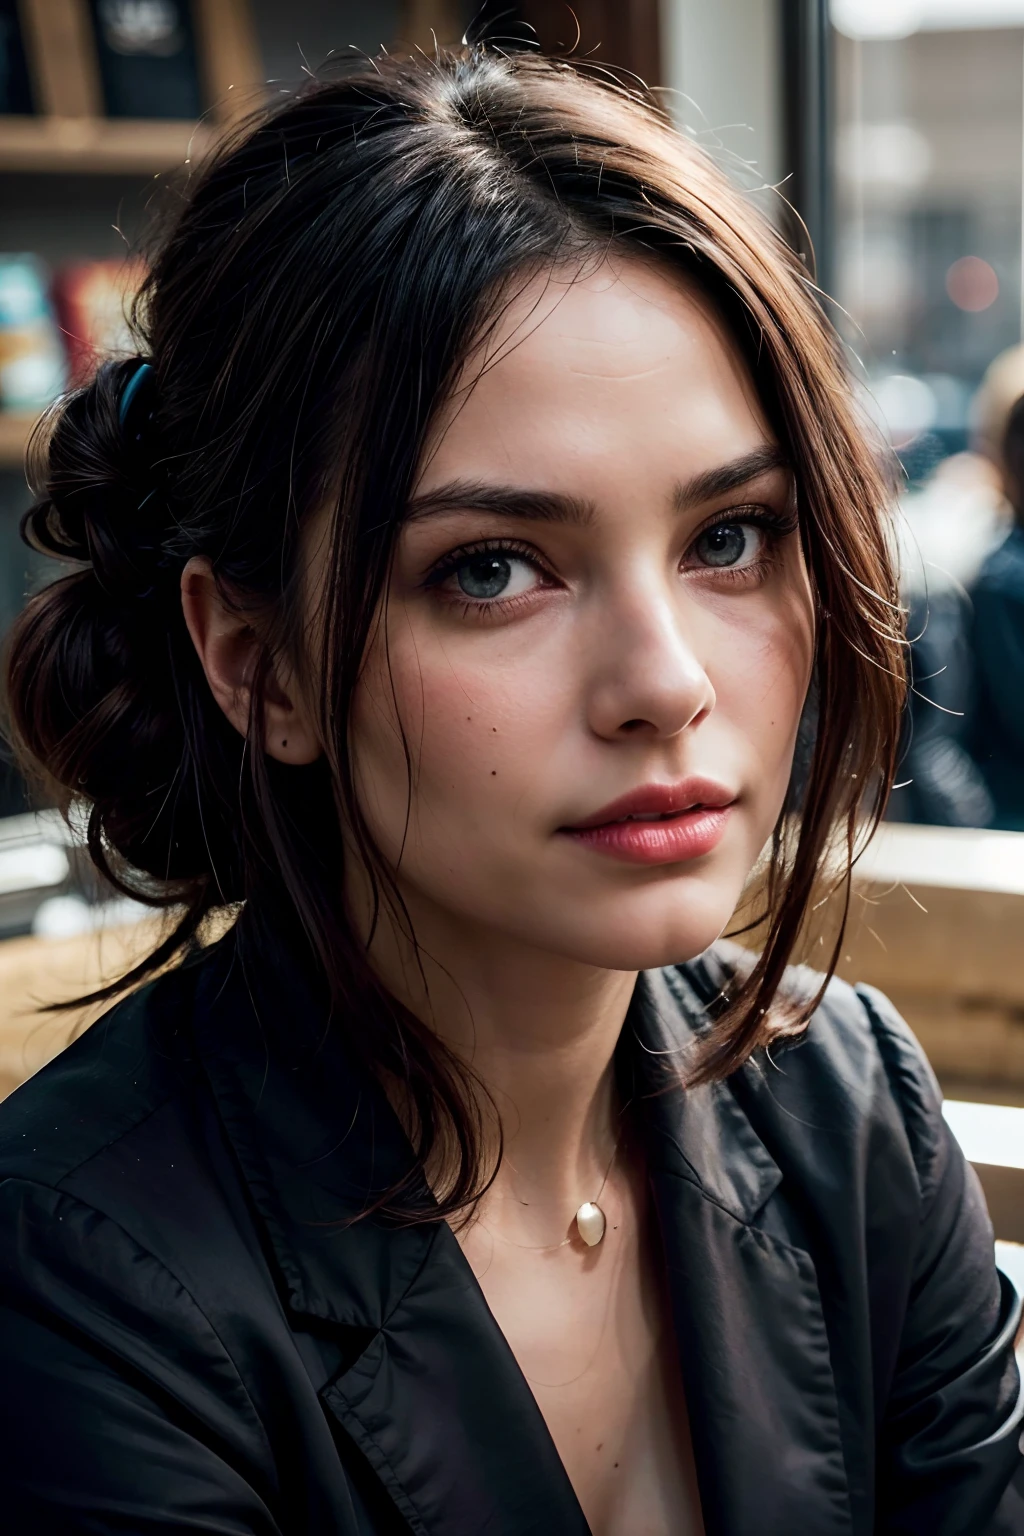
[194, 932, 588, 1536]
[320, 1223, 588, 1535]
[631, 968, 854, 1536]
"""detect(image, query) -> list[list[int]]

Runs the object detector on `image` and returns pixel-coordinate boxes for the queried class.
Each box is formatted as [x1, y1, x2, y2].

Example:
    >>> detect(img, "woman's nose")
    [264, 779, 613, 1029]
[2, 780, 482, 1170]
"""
[585, 588, 716, 742]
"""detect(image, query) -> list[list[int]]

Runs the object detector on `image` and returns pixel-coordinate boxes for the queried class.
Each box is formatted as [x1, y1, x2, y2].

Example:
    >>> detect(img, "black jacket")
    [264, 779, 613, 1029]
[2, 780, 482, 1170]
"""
[0, 931, 1021, 1535]
[969, 522, 1024, 830]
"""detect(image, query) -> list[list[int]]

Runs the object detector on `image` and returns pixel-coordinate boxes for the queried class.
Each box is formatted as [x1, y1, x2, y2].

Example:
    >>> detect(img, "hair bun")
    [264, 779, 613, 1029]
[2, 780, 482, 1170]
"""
[3, 355, 245, 904]
[23, 357, 166, 602]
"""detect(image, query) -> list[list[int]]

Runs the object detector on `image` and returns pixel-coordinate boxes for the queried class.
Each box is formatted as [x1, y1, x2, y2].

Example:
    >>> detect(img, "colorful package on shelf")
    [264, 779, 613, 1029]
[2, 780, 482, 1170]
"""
[0, 256, 66, 413]
[53, 258, 147, 386]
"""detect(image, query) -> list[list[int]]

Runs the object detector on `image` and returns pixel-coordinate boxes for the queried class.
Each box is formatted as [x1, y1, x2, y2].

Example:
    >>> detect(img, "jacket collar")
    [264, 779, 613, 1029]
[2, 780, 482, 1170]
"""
[624, 965, 783, 1220]
[628, 967, 854, 1536]
[194, 931, 852, 1536]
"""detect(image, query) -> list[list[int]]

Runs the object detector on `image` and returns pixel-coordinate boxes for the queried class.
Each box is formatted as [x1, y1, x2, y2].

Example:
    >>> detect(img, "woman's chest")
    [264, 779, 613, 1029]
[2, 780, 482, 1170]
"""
[460, 1217, 705, 1536]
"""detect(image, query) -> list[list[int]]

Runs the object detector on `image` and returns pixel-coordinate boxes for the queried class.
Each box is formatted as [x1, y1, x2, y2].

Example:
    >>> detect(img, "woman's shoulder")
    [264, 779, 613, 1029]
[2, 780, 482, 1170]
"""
[0, 949, 285, 1521]
[0, 954, 207, 1194]
[667, 940, 948, 1206]
[0, 943, 258, 1367]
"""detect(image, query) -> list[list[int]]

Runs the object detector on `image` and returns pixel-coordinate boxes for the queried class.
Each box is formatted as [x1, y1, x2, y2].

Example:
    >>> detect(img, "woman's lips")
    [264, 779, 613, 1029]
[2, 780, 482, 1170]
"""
[559, 779, 736, 866]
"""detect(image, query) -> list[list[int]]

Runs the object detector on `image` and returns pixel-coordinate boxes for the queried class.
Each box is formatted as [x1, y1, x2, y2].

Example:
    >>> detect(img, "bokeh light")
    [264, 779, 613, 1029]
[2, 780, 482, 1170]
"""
[869, 373, 938, 449]
[945, 256, 999, 312]
[830, 0, 924, 40]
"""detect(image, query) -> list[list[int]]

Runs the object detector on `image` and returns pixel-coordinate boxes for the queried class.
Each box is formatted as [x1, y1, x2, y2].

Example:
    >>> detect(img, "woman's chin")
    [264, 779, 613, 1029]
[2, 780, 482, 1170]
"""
[513, 891, 742, 974]
[391, 856, 749, 974]
[558, 929, 731, 974]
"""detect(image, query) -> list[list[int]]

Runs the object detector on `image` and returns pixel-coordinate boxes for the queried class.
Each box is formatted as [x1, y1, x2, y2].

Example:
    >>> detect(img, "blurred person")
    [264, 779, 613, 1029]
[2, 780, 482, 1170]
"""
[892, 453, 998, 827]
[973, 343, 1024, 473]
[968, 390, 1024, 829]
[892, 581, 993, 827]
[0, 47, 1021, 1536]
[888, 345, 1024, 827]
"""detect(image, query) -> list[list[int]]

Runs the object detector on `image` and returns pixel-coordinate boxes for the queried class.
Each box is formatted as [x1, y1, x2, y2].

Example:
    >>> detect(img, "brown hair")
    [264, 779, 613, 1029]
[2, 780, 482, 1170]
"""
[2, 46, 904, 1217]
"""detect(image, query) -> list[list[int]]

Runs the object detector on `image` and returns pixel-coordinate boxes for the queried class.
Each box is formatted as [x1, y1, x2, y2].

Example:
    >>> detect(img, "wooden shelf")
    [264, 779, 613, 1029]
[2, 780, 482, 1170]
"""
[0, 115, 213, 175]
[0, 413, 37, 471]
[0, 0, 259, 174]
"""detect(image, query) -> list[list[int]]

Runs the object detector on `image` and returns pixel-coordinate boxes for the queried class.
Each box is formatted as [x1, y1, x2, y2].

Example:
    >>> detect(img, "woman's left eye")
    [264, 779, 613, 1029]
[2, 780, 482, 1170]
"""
[690, 520, 766, 571]
[445, 552, 541, 602]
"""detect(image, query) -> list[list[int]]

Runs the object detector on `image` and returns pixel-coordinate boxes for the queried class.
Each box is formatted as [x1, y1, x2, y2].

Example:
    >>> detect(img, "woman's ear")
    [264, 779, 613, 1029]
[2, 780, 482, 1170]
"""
[180, 557, 322, 765]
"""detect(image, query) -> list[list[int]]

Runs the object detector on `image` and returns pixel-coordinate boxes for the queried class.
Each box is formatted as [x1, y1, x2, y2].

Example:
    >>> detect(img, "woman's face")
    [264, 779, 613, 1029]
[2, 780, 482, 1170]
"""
[348, 258, 814, 972]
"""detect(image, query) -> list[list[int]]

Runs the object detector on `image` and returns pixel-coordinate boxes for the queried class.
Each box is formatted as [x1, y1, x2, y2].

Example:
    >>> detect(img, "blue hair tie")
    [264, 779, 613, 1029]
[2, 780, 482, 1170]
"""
[119, 361, 153, 427]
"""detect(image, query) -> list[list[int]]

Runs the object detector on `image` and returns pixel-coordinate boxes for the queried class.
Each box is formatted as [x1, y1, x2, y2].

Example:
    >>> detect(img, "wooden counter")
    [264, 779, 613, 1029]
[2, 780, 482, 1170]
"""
[830, 824, 1024, 1089]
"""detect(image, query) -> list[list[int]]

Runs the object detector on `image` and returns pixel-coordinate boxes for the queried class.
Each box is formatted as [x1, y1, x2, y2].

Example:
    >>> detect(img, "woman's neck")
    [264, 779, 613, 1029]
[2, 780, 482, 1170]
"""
[366, 895, 638, 1222]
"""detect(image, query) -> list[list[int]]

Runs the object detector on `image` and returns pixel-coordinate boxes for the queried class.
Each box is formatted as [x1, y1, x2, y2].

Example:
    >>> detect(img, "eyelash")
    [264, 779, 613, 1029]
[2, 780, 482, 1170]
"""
[423, 537, 556, 619]
[685, 506, 799, 586]
[422, 507, 799, 617]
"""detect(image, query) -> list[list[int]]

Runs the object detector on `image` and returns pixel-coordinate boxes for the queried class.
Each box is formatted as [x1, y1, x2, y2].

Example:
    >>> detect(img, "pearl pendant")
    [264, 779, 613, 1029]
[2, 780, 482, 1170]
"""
[575, 1200, 606, 1247]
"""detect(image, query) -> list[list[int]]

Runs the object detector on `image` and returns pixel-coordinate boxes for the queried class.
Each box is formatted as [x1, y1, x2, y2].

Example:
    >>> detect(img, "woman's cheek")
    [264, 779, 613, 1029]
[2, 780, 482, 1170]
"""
[411, 651, 562, 812]
[353, 619, 567, 860]
[706, 592, 813, 789]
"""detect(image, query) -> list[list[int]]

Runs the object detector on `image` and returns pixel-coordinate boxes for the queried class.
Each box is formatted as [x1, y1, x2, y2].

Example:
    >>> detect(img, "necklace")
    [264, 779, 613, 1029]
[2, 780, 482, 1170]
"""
[486, 1125, 625, 1252]
[573, 1127, 621, 1246]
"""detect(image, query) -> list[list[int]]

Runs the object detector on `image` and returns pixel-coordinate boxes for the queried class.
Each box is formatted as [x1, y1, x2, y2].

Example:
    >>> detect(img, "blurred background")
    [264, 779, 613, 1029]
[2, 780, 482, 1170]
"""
[1, 0, 1024, 1259]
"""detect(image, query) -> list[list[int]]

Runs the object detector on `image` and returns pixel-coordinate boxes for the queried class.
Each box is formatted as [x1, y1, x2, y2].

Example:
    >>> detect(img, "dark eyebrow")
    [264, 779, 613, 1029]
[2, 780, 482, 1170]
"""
[672, 444, 790, 512]
[406, 446, 789, 528]
[406, 480, 595, 527]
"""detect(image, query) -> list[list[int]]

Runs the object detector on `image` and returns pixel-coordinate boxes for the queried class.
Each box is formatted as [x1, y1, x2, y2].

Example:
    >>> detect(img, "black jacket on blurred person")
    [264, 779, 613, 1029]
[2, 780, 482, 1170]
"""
[896, 585, 994, 827]
[0, 928, 1022, 1536]
[969, 390, 1024, 830]
[969, 520, 1024, 830]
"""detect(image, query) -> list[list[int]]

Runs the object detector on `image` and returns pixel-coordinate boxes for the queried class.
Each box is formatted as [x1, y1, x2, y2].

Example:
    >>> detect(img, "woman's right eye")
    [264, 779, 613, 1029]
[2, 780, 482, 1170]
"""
[444, 552, 541, 602]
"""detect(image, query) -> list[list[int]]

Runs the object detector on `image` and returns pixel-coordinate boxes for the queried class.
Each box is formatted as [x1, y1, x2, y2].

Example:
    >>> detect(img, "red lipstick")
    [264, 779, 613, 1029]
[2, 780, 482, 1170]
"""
[560, 778, 735, 866]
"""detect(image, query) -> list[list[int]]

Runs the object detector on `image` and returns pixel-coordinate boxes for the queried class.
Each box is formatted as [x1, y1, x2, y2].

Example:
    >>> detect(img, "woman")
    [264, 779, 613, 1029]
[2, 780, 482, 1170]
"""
[0, 46, 1020, 1536]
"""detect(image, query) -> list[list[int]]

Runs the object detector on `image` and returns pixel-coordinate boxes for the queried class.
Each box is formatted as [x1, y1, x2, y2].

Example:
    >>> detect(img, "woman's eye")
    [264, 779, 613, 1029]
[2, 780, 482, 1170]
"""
[449, 553, 539, 601]
[691, 521, 765, 570]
